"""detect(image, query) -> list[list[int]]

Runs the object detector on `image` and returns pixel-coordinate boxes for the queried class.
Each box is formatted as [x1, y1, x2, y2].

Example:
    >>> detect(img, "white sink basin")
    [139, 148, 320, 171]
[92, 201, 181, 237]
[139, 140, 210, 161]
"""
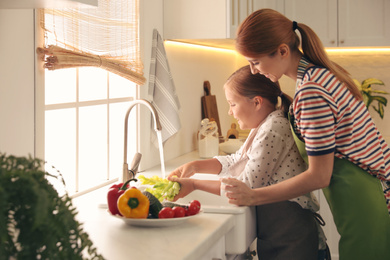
[176, 173, 256, 255]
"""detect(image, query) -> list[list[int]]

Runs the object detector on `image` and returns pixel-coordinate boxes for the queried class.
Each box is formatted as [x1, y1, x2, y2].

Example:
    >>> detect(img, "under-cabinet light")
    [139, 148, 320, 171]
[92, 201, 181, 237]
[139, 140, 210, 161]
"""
[165, 40, 390, 55]
[164, 40, 237, 54]
[325, 47, 390, 54]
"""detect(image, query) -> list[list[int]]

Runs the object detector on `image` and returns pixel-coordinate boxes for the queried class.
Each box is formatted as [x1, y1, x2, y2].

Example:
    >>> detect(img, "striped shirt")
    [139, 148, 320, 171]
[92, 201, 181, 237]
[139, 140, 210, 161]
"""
[291, 56, 390, 212]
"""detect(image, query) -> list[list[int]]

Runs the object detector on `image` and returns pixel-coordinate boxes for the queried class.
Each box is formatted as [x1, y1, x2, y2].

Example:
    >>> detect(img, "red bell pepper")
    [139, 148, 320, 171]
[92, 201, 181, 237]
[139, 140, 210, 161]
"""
[107, 177, 137, 216]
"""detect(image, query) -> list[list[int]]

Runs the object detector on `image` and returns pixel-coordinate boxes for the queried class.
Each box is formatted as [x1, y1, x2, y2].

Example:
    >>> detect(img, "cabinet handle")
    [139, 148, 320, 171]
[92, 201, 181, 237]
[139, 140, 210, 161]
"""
[330, 40, 335, 44]
[340, 40, 345, 44]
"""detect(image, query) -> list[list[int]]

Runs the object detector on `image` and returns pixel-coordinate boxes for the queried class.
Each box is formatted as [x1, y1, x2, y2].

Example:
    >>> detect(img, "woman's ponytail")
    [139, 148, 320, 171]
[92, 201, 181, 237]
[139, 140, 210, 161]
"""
[296, 23, 362, 100]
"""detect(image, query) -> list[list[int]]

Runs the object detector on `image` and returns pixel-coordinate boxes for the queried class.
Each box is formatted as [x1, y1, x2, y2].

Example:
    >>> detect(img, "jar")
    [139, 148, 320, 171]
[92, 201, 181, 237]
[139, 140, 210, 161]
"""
[198, 118, 219, 158]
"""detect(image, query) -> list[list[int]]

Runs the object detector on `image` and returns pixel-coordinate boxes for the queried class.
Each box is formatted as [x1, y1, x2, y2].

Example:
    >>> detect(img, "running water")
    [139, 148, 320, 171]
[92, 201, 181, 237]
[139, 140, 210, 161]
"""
[156, 130, 166, 179]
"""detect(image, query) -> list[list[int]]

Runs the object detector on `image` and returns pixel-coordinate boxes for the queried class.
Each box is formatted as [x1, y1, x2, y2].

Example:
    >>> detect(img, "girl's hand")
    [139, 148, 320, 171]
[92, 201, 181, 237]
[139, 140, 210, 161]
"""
[169, 177, 195, 201]
[167, 162, 196, 180]
[222, 178, 255, 206]
[168, 158, 222, 181]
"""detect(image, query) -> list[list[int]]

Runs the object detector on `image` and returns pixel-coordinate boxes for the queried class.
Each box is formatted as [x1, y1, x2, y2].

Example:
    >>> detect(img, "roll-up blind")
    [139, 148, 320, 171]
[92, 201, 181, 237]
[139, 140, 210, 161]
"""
[37, 0, 145, 85]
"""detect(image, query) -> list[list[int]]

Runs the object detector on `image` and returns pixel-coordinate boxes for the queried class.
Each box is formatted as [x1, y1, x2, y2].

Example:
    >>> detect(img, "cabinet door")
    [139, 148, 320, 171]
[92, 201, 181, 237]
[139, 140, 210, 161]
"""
[229, 0, 284, 38]
[252, 0, 284, 13]
[164, 0, 285, 40]
[338, 0, 390, 47]
[163, 0, 228, 39]
[285, 0, 338, 47]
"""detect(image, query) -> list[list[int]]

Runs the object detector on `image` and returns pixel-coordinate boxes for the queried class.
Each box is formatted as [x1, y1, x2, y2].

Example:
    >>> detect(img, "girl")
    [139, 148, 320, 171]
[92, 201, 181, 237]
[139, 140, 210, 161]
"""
[230, 8, 390, 260]
[168, 66, 328, 259]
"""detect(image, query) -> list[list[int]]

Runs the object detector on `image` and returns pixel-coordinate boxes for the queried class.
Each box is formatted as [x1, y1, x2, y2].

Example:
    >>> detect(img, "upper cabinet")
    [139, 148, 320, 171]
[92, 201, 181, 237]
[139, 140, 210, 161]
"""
[163, 0, 229, 39]
[285, 0, 390, 47]
[0, 0, 97, 9]
[338, 0, 390, 47]
[163, 0, 283, 40]
[229, 0, 284, 39]
[164, 0, 389, 48]
[284, 0, 338, 47]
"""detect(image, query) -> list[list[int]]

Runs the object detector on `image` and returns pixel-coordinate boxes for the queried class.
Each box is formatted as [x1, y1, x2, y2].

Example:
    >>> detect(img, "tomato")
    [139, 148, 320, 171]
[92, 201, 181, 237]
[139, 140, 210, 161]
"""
[158, 207, 174, 219]
[186, 200, 201, 216]
[172, 206, 186, 218]
[191, 200, 201, 209]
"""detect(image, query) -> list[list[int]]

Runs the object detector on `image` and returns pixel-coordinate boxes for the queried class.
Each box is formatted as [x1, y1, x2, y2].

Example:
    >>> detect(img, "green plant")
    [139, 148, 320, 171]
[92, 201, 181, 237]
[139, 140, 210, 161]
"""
[0, 153, 104, 260]
[354, 78, 389, 119]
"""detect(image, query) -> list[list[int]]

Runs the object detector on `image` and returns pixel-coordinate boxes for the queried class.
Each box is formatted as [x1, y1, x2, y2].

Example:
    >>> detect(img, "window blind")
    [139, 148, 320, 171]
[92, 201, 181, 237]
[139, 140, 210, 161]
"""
[37, 0, 145, 85]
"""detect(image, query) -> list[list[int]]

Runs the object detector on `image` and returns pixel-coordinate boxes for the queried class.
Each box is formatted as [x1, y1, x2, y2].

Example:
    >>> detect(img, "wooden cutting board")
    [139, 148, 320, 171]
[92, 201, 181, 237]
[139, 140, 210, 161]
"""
[201, 81, 222, 137]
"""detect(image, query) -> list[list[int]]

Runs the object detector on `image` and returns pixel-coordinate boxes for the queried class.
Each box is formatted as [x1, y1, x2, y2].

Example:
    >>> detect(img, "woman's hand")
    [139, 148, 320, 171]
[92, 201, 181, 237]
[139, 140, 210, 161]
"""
[222, 154, 335, 206]
[222, 178, 256, 206]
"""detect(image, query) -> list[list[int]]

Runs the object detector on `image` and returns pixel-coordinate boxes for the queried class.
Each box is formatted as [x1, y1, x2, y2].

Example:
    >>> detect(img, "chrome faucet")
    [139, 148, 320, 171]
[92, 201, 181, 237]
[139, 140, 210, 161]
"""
[122, 99, 162, 182]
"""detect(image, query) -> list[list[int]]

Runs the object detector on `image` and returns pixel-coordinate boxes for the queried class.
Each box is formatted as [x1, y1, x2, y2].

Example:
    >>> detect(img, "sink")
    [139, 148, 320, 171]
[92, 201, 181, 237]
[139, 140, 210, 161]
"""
[176, 173, 257, 255]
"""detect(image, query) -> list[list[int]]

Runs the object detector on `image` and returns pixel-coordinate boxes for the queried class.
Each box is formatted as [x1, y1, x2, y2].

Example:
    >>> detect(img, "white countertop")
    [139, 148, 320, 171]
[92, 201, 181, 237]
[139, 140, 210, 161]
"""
[72, 151, 237, 260]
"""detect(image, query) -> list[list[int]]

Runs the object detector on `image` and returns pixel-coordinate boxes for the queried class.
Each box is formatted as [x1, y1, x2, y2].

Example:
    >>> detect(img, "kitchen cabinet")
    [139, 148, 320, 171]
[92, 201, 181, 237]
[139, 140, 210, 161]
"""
[163, 0, 228, 39]
[284, 0, 390, 47]
[229, 0, 284, 39]
[284, 0, 338, 47]
[163, 0, 283, 40]
[338, 0, 390, 47]
[164, 0, 389, 48]
[0, 0, 97, 9]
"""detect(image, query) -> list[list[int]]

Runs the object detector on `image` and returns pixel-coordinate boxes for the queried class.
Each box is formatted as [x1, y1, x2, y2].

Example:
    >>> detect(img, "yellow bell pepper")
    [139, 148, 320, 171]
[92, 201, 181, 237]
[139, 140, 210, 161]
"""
[117, 188, 150, 218]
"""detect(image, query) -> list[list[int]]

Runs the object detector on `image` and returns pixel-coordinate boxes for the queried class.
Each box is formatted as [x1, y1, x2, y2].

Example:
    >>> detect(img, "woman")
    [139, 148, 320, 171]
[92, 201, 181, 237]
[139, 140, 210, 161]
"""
[229, 8, 390, 260]
[169, 66, 328, 259]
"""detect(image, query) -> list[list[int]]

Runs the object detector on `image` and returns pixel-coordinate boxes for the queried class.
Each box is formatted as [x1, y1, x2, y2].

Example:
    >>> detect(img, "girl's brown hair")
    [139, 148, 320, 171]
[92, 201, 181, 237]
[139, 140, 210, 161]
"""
[235, 8, 362, 100]
[226, 65, 292, 117]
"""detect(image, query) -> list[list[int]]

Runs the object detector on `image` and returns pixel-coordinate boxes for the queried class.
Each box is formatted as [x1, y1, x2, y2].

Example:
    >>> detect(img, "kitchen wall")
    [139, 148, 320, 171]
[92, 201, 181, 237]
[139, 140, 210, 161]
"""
[0, 9, 35, 157]
[158, 43, 241, 163]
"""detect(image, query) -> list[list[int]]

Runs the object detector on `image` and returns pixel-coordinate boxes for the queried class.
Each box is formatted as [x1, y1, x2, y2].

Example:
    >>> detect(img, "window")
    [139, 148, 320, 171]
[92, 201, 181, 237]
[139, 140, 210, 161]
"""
[44, 68, 137, 197]
[40, 0, 142, 197]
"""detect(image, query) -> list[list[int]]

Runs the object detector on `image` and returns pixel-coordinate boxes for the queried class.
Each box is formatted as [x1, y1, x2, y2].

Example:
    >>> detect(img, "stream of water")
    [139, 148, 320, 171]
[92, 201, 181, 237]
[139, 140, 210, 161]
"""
[156, 130, 166, 179]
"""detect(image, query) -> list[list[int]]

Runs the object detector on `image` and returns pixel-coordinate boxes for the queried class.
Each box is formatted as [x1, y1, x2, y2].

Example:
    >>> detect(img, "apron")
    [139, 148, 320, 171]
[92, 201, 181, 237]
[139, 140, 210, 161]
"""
[289, 114, 390, 260]
[227, 119, 319, 259]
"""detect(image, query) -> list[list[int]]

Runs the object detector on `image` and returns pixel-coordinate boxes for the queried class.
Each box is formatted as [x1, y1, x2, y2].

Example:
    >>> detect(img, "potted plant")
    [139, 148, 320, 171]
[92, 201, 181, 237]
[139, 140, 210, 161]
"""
[354, 78, 389, 119]
[0, 153, 104, 260]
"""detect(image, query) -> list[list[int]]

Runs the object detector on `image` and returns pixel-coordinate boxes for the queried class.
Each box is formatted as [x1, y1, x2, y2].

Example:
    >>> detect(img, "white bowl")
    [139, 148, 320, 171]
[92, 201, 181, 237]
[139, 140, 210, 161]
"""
[219, 139, 244, 154]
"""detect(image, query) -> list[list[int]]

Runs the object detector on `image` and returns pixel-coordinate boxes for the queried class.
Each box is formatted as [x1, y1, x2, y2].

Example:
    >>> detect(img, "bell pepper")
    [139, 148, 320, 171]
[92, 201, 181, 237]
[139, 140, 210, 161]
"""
[117, 187, 150, 218]
[107, 177, 136, 216]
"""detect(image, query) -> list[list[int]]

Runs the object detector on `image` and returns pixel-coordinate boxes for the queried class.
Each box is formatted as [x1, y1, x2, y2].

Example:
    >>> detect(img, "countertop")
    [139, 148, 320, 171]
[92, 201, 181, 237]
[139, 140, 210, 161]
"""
[72, 151, 236, 260]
